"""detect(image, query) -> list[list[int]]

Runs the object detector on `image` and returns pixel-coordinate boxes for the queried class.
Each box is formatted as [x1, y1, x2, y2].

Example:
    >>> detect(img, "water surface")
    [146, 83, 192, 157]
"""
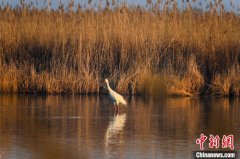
[0, 95, 239, 159]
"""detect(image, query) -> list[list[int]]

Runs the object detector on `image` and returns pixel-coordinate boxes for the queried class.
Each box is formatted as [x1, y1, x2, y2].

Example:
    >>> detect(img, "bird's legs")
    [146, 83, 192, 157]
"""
[114, 104, 119, 114]
[116, 105, 119, 113]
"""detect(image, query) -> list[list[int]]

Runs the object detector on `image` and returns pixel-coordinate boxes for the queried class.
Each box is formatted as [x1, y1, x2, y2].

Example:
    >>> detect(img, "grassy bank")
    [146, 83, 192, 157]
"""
[0, 0, 240, 96]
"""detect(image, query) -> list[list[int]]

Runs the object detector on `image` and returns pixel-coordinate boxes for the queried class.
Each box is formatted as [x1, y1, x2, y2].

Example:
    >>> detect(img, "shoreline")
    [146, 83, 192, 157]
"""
[0, 92, 239, 98]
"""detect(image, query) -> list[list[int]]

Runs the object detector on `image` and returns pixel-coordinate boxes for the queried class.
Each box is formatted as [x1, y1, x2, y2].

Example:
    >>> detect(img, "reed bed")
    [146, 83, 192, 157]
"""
[0, 0, 240, 96]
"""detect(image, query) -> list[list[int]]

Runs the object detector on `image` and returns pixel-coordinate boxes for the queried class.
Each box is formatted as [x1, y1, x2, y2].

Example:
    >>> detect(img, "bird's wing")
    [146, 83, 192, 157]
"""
[109, 89, 127, 105]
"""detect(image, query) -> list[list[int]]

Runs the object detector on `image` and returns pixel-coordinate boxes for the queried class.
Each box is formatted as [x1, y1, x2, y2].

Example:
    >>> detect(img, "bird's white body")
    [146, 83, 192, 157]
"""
[105, 79, 127, 106]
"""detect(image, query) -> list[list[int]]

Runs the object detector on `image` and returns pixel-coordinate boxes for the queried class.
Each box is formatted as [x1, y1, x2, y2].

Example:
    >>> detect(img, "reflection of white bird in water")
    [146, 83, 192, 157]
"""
[104, 113, 127, 155]
[105, 79, 127, 111]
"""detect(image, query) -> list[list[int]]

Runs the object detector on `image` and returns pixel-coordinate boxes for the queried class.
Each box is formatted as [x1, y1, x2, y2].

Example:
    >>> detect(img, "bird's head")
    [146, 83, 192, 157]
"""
[105, 79, 109, 83]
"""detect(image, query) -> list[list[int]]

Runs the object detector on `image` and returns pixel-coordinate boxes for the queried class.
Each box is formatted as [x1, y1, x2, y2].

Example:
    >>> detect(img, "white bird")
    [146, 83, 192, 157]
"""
[105, 79, 127, 110]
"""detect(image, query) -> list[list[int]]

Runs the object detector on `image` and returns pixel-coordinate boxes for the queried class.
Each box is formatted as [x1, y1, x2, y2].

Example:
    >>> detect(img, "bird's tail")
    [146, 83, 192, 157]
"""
[122, 99, 127, 106]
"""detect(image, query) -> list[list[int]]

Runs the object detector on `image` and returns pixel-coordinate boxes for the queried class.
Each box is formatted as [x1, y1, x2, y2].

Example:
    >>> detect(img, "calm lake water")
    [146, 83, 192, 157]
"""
[0, 95, 239, 159]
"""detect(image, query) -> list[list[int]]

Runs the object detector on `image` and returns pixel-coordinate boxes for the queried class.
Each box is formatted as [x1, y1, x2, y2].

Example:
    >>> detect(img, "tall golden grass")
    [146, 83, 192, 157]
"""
[0, 0, 240, 96]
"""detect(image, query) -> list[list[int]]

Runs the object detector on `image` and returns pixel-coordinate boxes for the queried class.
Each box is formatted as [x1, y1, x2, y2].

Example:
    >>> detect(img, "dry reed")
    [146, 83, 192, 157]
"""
[0, 0, 240, 96]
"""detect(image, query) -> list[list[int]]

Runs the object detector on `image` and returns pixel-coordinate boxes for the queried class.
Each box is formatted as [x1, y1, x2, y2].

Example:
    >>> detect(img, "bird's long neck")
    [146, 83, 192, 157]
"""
[106, 82, 112, 91]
